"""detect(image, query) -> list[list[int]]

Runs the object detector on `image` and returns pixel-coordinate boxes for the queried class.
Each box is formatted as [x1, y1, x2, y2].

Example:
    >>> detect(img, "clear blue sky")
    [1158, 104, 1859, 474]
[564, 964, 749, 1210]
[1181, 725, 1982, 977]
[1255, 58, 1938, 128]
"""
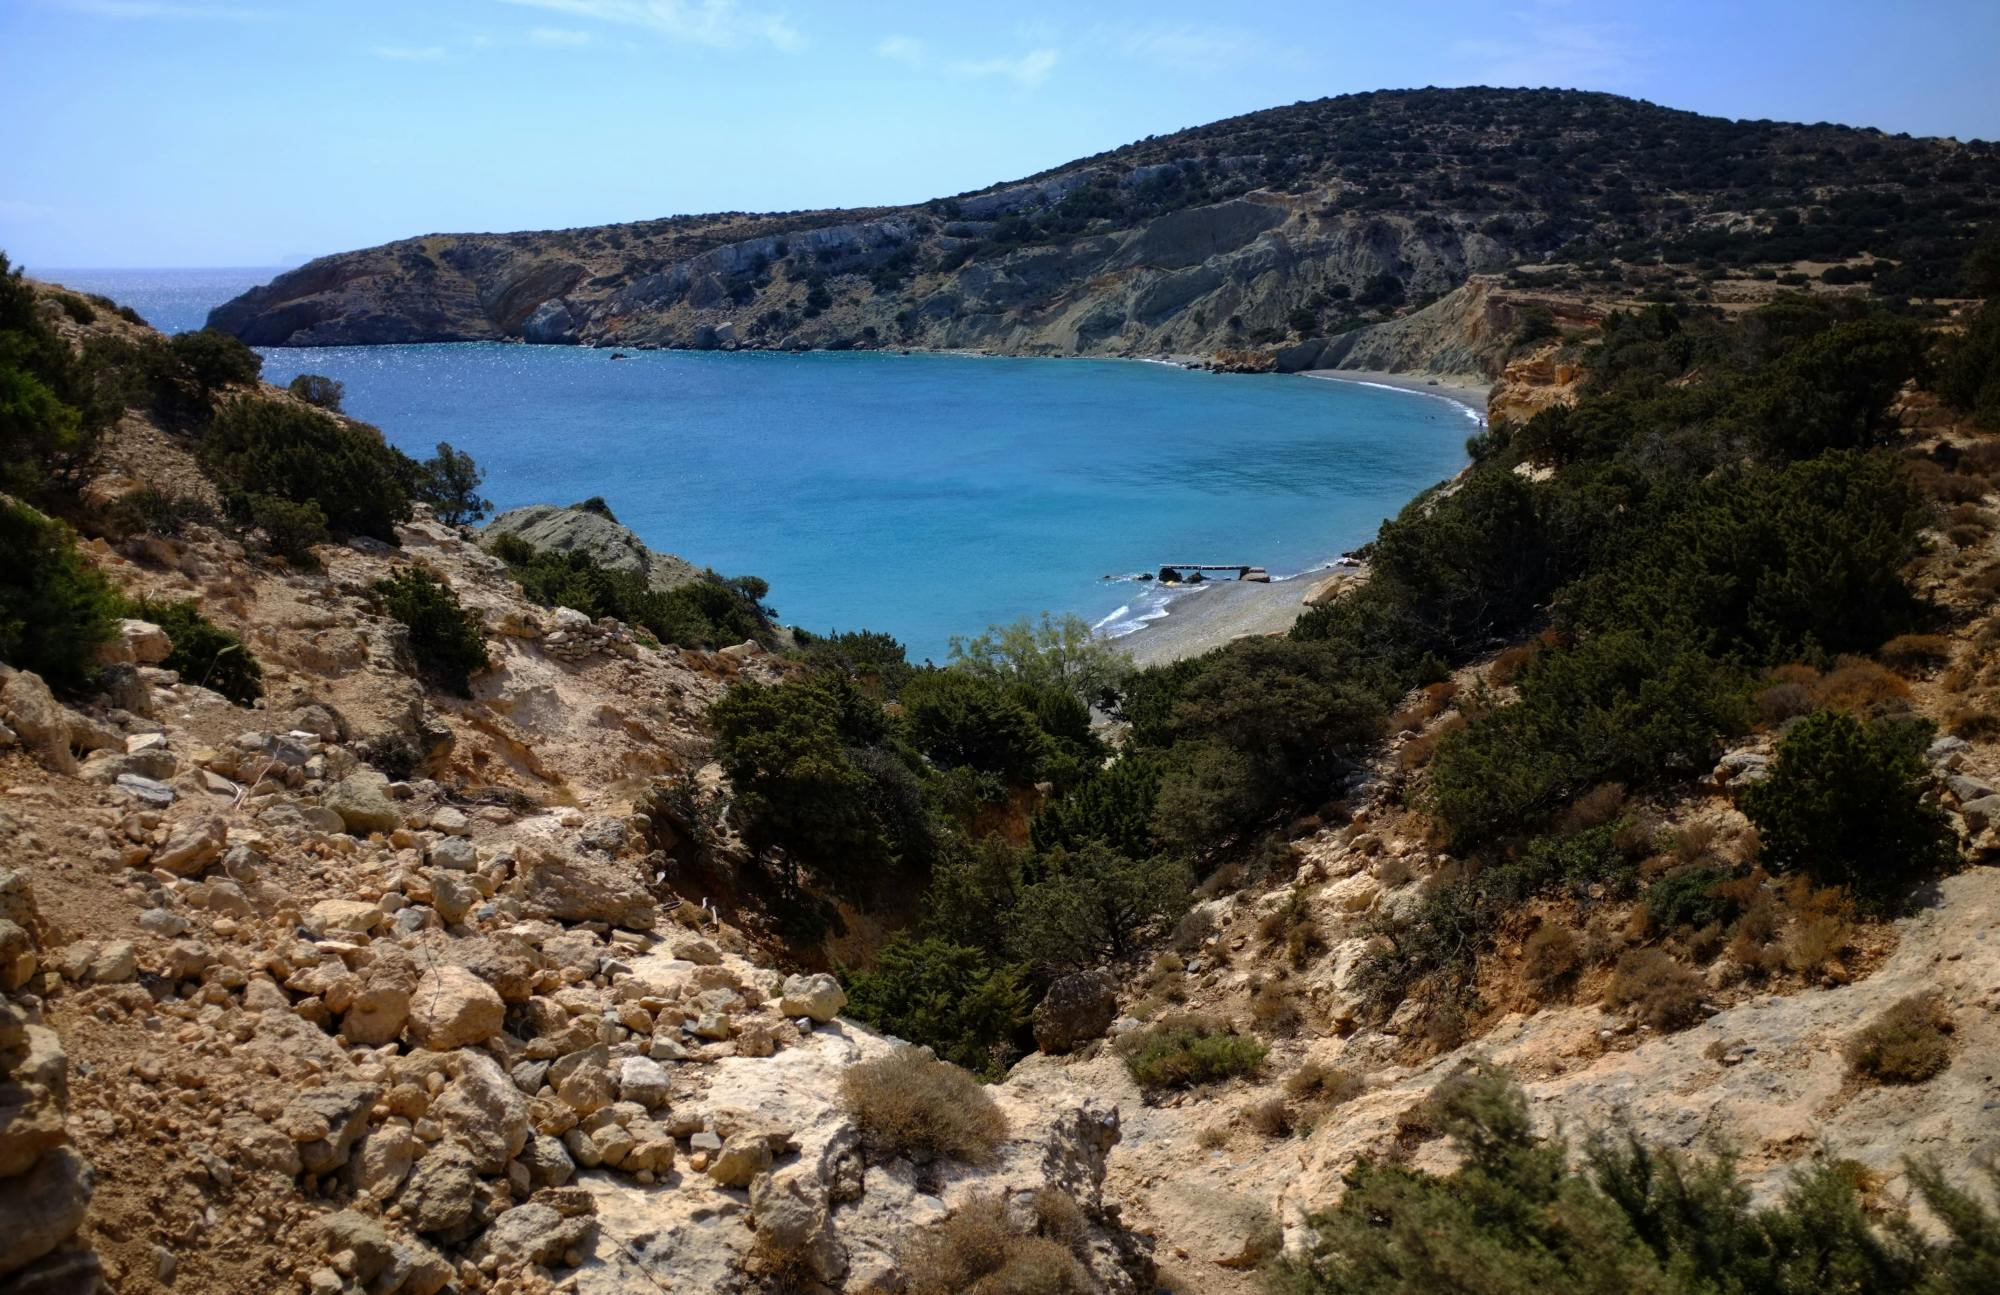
[5, 0, 1997, 267]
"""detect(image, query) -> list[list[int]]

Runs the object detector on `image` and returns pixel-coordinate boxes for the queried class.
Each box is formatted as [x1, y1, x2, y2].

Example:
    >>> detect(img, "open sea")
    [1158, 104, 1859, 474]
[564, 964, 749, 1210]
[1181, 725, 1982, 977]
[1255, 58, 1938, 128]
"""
[37, 267, 1475, 661]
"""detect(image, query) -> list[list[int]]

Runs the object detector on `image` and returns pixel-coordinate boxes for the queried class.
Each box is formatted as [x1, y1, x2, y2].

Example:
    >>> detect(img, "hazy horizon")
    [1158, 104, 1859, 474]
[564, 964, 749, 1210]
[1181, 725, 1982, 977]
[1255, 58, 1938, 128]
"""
[6, 0, 1998, 268]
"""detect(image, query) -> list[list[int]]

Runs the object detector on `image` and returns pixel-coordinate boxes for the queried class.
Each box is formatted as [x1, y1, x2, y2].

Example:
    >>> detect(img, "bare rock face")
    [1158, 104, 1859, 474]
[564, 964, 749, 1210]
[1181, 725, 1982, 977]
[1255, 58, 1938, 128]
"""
[0, 670, 77, 775]
[403, 966, 505, 1050]
[326, 771, 402, 836]
[0, 1146, 94, 1277]
[1032, 971, 1119, 1055]
[482, 503, 696, 593]
[511, 848, 658, 931]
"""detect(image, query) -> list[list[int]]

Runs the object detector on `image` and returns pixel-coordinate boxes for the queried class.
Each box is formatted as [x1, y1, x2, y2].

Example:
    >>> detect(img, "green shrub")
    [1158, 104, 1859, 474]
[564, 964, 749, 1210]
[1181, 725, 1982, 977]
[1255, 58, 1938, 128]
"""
[1005, 842, 1191, 971]
[794, 628, 913, 698]
[0, 254, 87, 494]
[709, 672, 936, 898]
[243, 493, 328, 565]
[203, 397, 410, 541]
[403, 440, 491, 525]
[948, 611, 1132, 707]
[1031, 752, 1161, 857]
[1847, 994, 1955, 1085]
[842, 935, 1028, 1076]
[1739, 710, 1958, 910]
[129, 598, 261, 704]
[0, 500, 122, 692]
[1426, 631, 1744, 846]
[1644, 865, 1741, 931]
[286, 372, 344, 410]
[372, 567, 489, 697]
[493, 541, 770, 649]
[1116, 1013, 1267, 1090]
[1273, 1065, 2000, 1295]
[51, 292, 94, 324]
[840, 1047, 1006, 1164]
[900, 668, 1049, 783]
[168, 329, 262, 394]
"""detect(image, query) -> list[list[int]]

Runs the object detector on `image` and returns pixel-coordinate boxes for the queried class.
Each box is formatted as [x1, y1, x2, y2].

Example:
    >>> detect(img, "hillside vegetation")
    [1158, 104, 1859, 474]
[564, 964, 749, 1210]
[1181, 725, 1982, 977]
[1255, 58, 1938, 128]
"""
[208, 88, 2000, 368]
[2, 106, 2000, 1294]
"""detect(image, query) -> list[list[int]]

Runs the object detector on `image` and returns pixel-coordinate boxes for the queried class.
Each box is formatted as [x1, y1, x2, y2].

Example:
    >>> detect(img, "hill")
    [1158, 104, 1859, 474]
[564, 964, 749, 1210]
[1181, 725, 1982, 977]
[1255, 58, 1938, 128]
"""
[208, 87, 2000, 367]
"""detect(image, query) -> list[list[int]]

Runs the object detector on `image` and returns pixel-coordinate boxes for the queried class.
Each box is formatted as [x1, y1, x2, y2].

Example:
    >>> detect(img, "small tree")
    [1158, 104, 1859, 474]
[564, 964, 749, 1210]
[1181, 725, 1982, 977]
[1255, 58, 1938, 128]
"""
[373, 566, 490, 697]
[168, 329, 262, 394]
[1740, 710, 1957, 910]
[287, 373, 345, 411]
[842, 935, 1028, 1075]
[948, 611, 1132, 707]
[0, 500, 123, 693]
[409, 441, 492, 526]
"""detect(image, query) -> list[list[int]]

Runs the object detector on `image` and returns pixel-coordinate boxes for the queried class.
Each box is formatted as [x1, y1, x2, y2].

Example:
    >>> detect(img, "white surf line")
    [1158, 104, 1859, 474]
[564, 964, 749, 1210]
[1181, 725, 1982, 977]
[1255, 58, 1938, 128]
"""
[1300, 371, 1488, 426]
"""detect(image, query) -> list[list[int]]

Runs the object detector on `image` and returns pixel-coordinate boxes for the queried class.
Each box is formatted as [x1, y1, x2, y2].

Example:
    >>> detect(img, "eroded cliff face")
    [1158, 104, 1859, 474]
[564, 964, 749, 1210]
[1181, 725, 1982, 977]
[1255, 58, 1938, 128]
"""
[206, 189, 1516, 371]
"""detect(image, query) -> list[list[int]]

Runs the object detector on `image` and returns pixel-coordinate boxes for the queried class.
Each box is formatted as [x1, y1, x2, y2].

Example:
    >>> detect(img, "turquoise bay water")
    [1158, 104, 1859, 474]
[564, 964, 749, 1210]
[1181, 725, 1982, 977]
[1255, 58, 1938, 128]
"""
[43, 269, 1474, 661]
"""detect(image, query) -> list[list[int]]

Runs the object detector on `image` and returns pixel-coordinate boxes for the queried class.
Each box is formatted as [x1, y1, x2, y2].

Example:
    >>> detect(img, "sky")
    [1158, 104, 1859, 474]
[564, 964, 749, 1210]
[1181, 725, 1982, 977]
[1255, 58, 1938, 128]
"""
[4, 0, 1998, 268]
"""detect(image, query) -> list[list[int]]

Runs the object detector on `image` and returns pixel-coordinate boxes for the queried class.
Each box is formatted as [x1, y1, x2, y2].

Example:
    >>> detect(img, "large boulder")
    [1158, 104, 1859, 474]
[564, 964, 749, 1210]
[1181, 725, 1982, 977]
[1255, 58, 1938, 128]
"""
[0, 671, 77, 775]
[152, 817, 227, 876]
[282, 1082, 381, 1175]
[482, 503, 696, 593]
[778, 973, 845, 1023]
[395, 1143, 479, 1234]
[472, 1202, 596, 1269]
[429, 1051, 530, 1174]
[0, 1147, 94, 1277]
[404, 966, 506, 1050]
[511, 850, 658, 931]
[326, 771, 401, 835]
[1032, 970, 1119, 1055]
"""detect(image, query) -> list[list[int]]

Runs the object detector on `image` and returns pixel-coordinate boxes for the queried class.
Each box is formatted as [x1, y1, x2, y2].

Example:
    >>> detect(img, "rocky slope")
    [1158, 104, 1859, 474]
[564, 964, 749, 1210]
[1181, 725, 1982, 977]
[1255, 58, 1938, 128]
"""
[208, 88, 2000, 378]
[8, 276, 2000, 1295]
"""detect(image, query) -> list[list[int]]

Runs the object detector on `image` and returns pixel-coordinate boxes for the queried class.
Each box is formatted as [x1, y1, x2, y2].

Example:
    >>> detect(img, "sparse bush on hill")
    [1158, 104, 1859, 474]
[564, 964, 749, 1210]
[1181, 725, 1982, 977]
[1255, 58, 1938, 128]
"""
[840, 1046, 1006, 1164]
[202, 396, 411, 542]
[168, 328, 262, 395]
[948, 611, 1131, 708]
[286, 372, 344, 410]
[899, 1193, 1091, 1295]
[492, 540, 772, 650]
[842, 935, 1027, 1077]
[404, 440, 491, 525]
[372, 566, 489, 698]
[0, 253, 88, 494]
[1602, 948, 1706, 1031]
[1273, 1065, 2000, 1295]
[1739, 710, 1958, 910]
[1116, 1013, 1267, 1090]
[129, 597, 262, 705]
[0, 500, 122, 693]
[1847, 995, 1955, 1084]
[793, 627, 913, 698]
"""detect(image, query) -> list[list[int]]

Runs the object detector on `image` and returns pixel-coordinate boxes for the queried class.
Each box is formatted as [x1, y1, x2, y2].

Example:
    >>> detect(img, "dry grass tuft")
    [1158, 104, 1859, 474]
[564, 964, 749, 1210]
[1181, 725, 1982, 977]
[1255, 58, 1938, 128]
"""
[841, 1046, 1007, 1165]
[1602, 948, 1705, 1031]
[1879, 633, 1955, 673]
[1522, 924, 1582, 997]
[1847, 995, 1955, 1085]
[900, 1193, 1092, 1295]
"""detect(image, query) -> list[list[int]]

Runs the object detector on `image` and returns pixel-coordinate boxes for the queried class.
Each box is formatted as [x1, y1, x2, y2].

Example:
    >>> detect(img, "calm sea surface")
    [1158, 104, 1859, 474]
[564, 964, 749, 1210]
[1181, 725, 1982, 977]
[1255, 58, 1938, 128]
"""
[37, 267, 1474, 660]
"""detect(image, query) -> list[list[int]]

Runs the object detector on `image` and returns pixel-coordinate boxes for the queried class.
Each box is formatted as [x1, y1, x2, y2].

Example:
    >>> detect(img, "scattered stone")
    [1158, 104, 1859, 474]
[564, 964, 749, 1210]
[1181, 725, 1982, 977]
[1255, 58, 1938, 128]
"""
[778, 972, 845, 1023]
[404, 966, 506, 1050]
[707, 1131, 773, 1188]
[326, 771, 401, 835]
[153, 817, 227, 876]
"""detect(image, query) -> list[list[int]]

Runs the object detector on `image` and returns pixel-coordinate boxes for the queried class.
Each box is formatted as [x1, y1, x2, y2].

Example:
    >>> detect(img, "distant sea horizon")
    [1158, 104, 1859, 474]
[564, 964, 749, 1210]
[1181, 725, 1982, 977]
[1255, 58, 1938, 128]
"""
[34, 266, 1475, 661]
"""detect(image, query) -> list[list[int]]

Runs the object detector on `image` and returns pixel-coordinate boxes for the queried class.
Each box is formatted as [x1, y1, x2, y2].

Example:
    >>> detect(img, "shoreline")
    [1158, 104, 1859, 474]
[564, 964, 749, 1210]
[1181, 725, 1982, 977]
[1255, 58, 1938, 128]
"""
[1112, 369, 1489, 668]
